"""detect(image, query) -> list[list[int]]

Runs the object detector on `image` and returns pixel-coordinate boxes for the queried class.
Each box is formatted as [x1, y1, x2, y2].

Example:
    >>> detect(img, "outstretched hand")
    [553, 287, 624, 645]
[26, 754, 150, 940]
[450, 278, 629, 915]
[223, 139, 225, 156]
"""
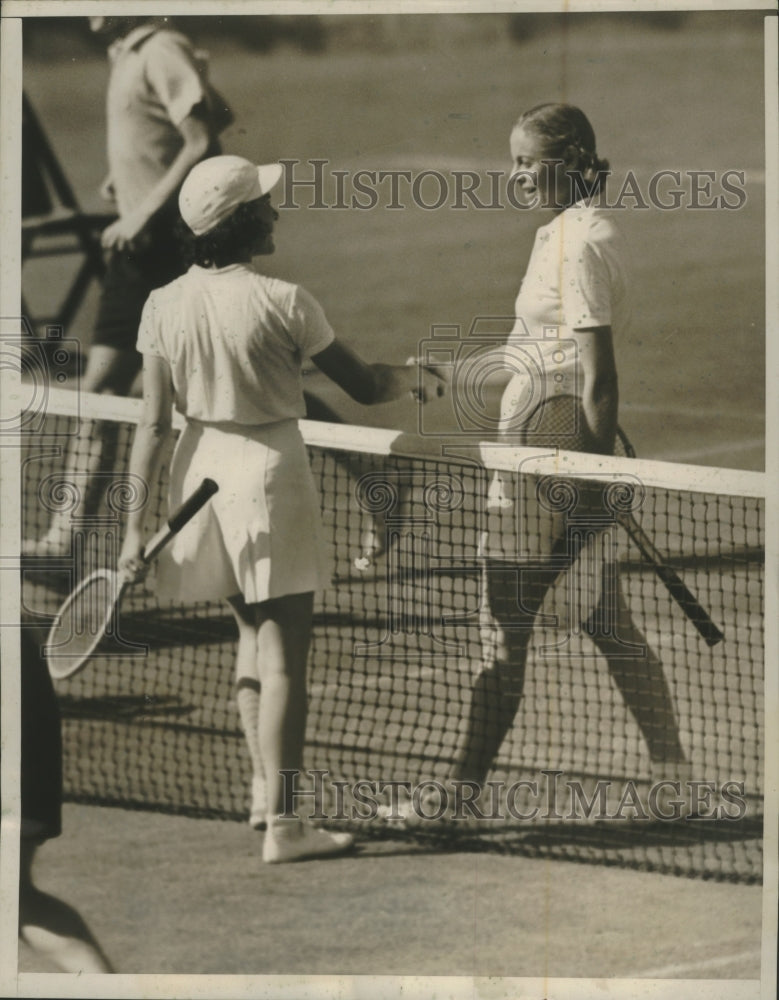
[406, 356, 452, 383]
[405, 357, 448, 404]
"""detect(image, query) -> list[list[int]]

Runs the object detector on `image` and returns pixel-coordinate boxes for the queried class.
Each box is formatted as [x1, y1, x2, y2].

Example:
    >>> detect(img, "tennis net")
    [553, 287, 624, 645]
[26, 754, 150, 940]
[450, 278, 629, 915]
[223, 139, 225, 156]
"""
[20, 387, 764, 882]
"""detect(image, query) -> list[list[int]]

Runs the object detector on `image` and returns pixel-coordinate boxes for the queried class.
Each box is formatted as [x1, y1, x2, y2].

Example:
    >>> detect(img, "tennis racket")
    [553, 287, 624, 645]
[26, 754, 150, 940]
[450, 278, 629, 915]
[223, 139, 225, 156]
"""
[518, 395, 724, 647]
[45, 478, 219, 680]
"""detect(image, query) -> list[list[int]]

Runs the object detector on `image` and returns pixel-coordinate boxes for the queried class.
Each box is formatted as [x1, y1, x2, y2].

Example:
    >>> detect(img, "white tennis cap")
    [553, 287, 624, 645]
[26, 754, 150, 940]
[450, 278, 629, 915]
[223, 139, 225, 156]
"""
[179, 155, 283, 236]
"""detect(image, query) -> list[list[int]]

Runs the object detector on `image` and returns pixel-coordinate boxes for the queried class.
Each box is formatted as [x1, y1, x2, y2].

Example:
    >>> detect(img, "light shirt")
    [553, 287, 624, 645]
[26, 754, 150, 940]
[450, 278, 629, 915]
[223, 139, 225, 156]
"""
[106, 24, 210, 217]
[137, 263, 336, 425]
[499, 201, 630, 430]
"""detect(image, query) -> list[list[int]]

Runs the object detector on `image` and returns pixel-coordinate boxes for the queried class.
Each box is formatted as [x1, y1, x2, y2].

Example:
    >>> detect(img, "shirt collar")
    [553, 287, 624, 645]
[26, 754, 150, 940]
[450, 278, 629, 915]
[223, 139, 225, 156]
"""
[108, 23, 160, 61]
[191, 262, 253, 275]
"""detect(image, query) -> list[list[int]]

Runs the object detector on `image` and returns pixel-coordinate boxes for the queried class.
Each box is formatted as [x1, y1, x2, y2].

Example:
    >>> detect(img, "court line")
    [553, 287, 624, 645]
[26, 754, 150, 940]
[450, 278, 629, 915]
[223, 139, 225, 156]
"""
[620, 402, 764, 422]
[624, 948, 763, 979]
[657, 436, 765, 463]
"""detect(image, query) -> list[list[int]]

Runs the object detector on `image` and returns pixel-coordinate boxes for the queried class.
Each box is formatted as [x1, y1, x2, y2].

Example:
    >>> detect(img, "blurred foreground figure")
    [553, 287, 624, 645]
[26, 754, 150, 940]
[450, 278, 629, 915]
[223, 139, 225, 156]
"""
[18, 627, 114, 972]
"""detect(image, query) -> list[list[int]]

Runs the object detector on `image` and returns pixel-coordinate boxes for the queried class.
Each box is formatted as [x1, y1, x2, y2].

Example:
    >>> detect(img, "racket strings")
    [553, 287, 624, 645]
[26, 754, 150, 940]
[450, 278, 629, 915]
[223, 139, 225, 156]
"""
[46, 573, 120, 674]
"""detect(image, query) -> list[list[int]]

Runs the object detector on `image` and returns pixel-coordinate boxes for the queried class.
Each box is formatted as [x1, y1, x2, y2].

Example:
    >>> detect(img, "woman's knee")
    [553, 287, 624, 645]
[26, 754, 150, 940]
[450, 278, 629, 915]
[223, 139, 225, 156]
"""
[480, 573, 537, 664]
[253, 592, 315, 677]
[495, 628, 532, 665]
[480, 612, 532, 665]
[228, 595, 260, 635]
[585, 591, 654, 659]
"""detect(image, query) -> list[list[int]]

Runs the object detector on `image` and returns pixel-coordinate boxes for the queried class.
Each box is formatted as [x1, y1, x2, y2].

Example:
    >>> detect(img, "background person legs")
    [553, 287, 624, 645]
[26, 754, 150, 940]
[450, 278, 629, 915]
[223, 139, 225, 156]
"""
[23, 345, 141, 556]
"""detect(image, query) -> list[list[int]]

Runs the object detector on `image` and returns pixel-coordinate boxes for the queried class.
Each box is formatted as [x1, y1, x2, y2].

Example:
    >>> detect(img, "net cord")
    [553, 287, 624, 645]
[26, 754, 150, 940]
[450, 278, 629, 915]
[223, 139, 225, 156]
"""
[37, 386, 765, 499]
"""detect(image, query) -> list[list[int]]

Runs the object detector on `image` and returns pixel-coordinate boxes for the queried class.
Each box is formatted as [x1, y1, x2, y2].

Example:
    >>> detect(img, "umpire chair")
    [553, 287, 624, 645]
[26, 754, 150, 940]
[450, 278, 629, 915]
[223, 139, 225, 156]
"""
[22, 92, 115, 373]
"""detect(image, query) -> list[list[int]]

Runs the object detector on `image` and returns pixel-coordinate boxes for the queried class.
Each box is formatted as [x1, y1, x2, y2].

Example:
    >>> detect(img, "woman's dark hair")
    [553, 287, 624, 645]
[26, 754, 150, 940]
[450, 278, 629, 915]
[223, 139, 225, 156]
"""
[515, 103, 610, 200]
[176, 199, 269, 269]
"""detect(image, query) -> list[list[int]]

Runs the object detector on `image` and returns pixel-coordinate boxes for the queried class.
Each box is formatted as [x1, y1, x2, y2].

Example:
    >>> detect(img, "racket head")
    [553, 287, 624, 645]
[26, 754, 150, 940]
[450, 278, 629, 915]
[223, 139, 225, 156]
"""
[518, 394, 598, 451]
[45, 568, 127, 680]
[519, 394, 637, 461]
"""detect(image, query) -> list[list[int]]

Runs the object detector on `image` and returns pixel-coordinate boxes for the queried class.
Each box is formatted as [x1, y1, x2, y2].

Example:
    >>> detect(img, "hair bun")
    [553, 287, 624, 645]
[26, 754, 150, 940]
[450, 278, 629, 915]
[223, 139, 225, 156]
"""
[516, 104, 610, 197]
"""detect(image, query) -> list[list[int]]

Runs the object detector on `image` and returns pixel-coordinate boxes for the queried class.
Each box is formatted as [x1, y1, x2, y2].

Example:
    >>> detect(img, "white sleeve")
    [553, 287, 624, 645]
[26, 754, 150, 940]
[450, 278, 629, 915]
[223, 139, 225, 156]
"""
[288, 285, 336, 359]
[561, 240, 613, 330]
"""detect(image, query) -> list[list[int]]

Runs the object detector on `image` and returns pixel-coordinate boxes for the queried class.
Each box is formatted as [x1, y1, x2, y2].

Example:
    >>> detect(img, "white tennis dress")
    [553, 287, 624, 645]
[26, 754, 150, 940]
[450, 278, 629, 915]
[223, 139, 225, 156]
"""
[136, 262, 335, 603]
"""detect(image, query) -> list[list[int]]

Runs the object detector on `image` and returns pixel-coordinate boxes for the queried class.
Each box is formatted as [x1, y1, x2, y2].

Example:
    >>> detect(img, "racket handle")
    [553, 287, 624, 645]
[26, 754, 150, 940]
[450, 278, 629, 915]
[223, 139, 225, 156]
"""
[168, 478, 219, 532]
[653, 563, 725, 647]
[142, 478, 219, 563]
[617, 513, 724, 647]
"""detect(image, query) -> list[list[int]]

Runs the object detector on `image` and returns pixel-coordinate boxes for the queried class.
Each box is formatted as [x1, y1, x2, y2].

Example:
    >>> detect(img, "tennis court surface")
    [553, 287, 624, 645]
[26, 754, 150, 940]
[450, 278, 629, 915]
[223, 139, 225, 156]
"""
[20, 387, 764, 884]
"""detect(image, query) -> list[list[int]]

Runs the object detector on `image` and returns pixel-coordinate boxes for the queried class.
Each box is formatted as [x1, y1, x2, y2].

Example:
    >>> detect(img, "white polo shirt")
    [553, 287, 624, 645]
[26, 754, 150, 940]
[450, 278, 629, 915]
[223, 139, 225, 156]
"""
[106, 24, 211, 217]
[498, 201, 631, 431]
[137, 263, 336, 426]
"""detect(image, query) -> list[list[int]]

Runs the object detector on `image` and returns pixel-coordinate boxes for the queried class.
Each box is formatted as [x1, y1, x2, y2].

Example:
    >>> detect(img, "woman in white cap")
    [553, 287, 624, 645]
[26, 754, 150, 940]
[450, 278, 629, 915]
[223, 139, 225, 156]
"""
[118, 154, 443, 863]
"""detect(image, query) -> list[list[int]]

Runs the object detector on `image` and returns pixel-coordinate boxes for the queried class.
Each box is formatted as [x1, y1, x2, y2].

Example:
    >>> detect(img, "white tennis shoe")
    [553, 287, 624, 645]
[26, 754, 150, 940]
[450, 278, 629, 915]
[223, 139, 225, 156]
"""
[263, 821, 354, 864]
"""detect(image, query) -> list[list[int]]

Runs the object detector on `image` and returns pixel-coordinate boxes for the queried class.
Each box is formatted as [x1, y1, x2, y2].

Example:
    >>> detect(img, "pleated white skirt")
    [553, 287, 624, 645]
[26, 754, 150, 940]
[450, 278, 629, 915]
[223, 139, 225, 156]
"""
[156, 418, 331, 604]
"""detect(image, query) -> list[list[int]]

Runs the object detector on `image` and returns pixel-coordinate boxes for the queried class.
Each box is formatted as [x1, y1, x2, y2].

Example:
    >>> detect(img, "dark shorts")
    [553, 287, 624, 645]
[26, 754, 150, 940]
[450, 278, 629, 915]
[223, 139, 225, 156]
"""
[92, 204, 188, 355]
[20, 627, 63, 842]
